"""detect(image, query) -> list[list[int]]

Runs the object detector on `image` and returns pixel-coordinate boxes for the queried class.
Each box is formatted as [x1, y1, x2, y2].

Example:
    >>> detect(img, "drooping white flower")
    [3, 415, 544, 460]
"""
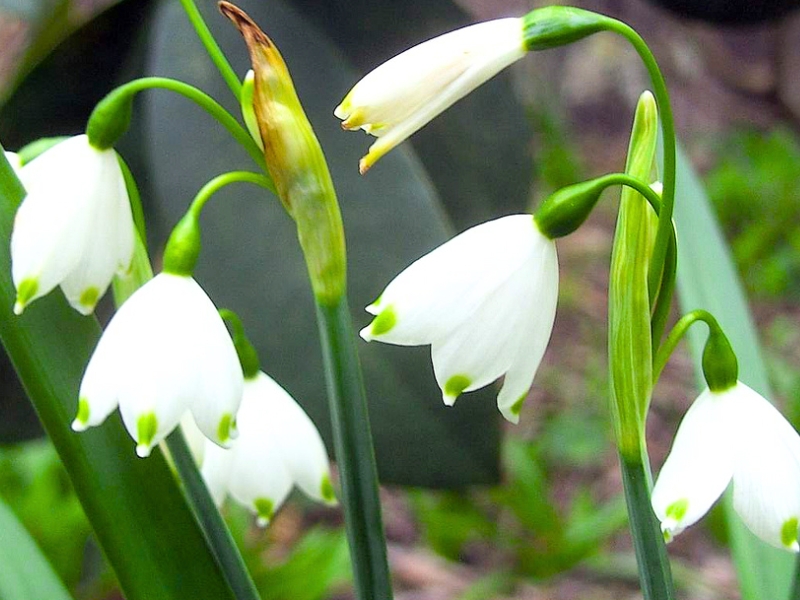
[334, 18, 526, 173]
[73, 272, 244, 458]
[361, 214, 558, 423]
[652, 382, 800, 551]
[10, 134, 135, 315]
[201, 371, 336, 526]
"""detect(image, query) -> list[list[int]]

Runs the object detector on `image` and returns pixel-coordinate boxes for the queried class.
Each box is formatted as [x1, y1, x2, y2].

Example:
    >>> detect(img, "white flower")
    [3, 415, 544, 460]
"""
[73, 273, 244, 458]
[10, 134, 135, 315]
[334, 18, 526, 173]
[201, 372, 336, 526]
[360, 214, 558, 423]
[652, 382, 800, 551]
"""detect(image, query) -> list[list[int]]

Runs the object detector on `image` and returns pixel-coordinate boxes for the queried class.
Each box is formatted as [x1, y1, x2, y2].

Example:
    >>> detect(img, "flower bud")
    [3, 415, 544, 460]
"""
[222, 2, 346, 304]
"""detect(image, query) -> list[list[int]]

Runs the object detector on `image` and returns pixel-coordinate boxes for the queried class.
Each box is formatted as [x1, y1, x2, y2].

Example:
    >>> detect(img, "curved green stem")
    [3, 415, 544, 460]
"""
[652, 309, 720, 383]
[603, 20, 677, 322]
[189, 171, 275, 215]
[163, 171, 274, 276]
[87, 77, 268, 173]
[178, 0, 243, 101]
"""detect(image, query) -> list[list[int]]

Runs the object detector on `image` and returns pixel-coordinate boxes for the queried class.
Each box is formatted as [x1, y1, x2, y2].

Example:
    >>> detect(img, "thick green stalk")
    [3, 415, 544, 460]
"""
[178, 0, 243, 101]
[316, 298, 393, 600]
[620, 454, 676, 600]
[87, 77, 267, 172]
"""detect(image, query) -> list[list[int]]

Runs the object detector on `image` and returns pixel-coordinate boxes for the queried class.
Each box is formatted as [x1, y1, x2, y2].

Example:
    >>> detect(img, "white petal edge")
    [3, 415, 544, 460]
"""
[651, 387, 740, 541]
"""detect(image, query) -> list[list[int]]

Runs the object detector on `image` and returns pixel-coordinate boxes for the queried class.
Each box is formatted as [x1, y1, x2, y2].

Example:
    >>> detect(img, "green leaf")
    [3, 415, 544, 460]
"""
[140, 0, 516, 486]
[0, 151, 236, 600]
[672, 143, 794, 600]
[0, 494, 73, 600]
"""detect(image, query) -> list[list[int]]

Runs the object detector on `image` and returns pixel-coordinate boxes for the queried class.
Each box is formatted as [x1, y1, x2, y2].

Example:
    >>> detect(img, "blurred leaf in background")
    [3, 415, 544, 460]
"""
[0, 441, 90, 588]
[704, 127, 800, 300]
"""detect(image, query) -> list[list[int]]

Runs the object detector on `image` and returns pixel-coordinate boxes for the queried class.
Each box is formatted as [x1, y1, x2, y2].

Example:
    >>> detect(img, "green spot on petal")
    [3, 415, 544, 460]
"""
[444, 374, 471, 399]
[510, 394, 527, 416]
[79, 286, 100, 310]
[217, 413, 233, 444]
[254, 497, 274, 526]
[15, 277, 38, 313]
[137, 413, 158, 449]
[370, 306, 397, 336]
[665, 498, 688, 523]
[320, 474, 336, 504]
[75, 398, 90, 425]
[781, 517, 799, 549]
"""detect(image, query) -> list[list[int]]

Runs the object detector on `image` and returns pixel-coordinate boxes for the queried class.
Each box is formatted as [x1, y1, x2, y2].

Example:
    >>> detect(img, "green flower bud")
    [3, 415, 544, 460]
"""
[522, 6, 610, 51]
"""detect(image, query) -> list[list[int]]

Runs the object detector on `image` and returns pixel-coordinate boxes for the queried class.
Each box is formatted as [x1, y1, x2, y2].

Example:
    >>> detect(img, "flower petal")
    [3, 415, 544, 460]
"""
[60, 148, 135, 314]
[200, 441, 235, 506]
[496, 240, 558, 422]
[651, 388, 739, 541]
[252, 373, 336, 504]
[730, 382, 800, 551]
[363, 215, 538, 346]
[335, 18, 526, 170]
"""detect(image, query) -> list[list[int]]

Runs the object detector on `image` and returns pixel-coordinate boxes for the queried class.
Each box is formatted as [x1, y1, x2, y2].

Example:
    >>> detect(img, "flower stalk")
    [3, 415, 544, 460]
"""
[220, 4, 393, 598]
[608, 92, 675, 599]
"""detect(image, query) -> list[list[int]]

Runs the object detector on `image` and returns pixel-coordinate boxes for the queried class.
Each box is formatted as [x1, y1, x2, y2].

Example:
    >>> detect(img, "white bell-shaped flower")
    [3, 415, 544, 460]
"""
[73, 272, 244, 458]
[334, 18, 526, 173]
[201, 371, 336, 526]
[10, 134, 135, 315]
[652, 382, 800, 551]
[361, 214, 558, 423]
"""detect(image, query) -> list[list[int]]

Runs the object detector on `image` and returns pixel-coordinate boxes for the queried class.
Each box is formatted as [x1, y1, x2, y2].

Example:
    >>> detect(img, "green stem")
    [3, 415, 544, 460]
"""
[315, 298, 393, 600]
[652, 309, 721, 383]
[165, 430, 262, 600]
[620, 453, 676, 600]
[87, 77, 267, 173]
[189, 171, 275, 215]
[603, 20, 677, 322]
[178, 0, 243, 101]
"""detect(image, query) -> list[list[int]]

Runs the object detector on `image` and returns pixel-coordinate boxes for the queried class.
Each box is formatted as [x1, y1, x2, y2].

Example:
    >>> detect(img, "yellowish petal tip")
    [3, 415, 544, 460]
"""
[13, 301, 24, 315]
[442, 393, 457, 407]
[71, 419, 87, 432]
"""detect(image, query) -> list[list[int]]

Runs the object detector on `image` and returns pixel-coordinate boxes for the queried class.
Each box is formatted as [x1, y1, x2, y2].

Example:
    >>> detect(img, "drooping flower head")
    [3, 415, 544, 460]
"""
[10, 134, 135, 315]
[361, 214, 558, 422]
[652, 382, 800, 551]
[335, 18, 526, 173]
[74, 273, 244, 458]
[201, 371, 336, 526]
